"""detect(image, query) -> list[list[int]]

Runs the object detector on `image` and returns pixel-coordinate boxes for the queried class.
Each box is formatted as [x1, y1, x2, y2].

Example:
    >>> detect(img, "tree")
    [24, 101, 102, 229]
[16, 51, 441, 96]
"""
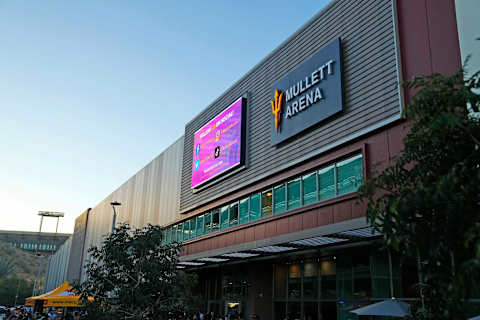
[75, 223, 202, 320]
[359, 69, 480, 319]
[0, 277, 34, 306]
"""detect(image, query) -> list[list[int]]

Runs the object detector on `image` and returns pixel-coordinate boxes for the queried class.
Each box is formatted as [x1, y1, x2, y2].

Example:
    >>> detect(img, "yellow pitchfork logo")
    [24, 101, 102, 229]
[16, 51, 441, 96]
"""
[271, 89, 284, 133]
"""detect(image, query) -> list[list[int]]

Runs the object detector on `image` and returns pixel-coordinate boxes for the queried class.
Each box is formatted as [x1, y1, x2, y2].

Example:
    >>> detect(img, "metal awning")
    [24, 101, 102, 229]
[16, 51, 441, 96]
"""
[178, 217, 381, 269]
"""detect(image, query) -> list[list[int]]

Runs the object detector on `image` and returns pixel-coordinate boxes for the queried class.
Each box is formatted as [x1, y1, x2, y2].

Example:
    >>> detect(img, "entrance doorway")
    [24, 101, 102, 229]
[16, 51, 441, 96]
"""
[225, 301, 241, 318]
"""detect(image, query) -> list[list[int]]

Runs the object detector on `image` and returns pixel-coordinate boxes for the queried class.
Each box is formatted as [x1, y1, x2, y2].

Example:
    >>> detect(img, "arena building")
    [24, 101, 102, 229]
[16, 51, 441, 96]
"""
[0, 230, 70, 254]
[44, 0, 473, 318]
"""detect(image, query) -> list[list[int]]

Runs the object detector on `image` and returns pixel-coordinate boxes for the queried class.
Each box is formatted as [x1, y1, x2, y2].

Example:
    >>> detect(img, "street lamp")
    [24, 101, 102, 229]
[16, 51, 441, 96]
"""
[110, 201, 121, 232]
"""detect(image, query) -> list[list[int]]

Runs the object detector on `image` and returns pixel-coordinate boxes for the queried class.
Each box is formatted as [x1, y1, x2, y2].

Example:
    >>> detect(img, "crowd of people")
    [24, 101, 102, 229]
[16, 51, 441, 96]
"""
[3, 307, 79, 320]
[188, 311, 260, 320]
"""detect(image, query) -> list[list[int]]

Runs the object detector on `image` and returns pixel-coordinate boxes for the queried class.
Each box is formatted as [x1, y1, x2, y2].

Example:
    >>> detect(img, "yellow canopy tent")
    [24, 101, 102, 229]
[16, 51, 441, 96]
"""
[25, 281, 92, 307]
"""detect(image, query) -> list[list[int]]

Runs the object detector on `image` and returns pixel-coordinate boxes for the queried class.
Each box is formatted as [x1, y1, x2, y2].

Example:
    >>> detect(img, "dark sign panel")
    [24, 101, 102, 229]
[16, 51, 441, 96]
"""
[270, 38, 343, 145]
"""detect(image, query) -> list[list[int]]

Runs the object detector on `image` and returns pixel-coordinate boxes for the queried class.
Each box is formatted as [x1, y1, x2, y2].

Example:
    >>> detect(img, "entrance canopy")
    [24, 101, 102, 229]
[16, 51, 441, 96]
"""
[25, 281, 91, 307]
[350, 299, 411, 318]
[178, 218, 381, 269]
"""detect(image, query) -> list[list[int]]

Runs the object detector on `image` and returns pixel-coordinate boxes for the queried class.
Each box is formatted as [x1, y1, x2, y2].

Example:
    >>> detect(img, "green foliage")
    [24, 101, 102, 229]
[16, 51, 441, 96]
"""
[0, 277, 34, 306]
[359, 70, 480, 319]
[75, 223, 202, 320]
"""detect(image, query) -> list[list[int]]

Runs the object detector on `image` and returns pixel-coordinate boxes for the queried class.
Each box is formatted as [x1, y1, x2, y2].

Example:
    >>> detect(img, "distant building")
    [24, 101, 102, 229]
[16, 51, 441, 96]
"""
[0, 230, 71, 254]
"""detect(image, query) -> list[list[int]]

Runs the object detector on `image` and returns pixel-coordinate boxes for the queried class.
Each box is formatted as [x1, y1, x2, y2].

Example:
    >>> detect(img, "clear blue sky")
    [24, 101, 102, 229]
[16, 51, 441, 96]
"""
[0, 0, 329, 233]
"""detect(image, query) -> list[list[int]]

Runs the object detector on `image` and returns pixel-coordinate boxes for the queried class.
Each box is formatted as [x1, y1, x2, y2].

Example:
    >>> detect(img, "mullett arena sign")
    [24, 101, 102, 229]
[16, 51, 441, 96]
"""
[270, 37, 343, 145]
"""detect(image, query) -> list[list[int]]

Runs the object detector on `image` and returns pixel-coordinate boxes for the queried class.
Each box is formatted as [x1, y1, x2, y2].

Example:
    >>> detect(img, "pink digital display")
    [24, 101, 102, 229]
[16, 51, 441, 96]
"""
[191, 97, 245, 188]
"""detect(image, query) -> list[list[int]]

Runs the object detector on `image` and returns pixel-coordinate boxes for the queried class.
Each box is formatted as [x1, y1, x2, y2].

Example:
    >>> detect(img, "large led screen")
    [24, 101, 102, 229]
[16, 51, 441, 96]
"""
[191, 97, 246, 188]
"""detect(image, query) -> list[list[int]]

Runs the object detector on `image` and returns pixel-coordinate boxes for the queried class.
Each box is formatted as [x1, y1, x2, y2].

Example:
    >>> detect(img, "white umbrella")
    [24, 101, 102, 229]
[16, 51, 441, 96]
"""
[350, 298, 411, 318]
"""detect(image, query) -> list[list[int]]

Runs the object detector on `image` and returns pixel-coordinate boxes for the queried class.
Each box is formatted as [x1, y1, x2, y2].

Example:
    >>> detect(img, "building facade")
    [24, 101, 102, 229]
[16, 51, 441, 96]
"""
[45, 0, 466, 319]
[0, 230, 70, 255]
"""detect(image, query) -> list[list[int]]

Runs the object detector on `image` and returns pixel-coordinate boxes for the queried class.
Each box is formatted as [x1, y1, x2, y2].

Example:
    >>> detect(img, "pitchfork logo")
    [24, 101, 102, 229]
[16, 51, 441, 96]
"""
[271, 89, 284, 133]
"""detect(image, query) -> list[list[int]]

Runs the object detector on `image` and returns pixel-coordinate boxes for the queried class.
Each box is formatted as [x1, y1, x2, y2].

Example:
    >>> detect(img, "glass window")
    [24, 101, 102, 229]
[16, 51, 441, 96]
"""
[321, 260, 337, 299]
[303, 172, 317, 205]
[353, 253, 371, 299]
[288, 264, 301, 299]
[304, 302, 318, 320]
[163, 229, 168, 244]
[250, 194, 261, 221]
[319, 165, 336, 201]
[176, 224, 183, 242]
[183, 221, 190, 240]
[287, 178, 301, 209]
[303, 262, 318, 298]
[229, 202, 239, 227]
[220, 205, 229, 230]
[273, 184, 286, 214]
[337, 154, 364, 195]
[171, 225, 177, 242]
[239, 198, 249, 224]
[196, 215, 204, 237]
[204, 212, 212, 234]
[261, 190, 272, 217]
[211, 209, 220, 232]
[189, 219, 196, 239]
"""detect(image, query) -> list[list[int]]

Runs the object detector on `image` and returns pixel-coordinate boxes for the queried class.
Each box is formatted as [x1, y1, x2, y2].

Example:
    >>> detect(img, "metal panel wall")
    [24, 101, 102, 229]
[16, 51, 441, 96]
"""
[45, 236, 72, 292]
[66, 209, 89, 283]
[80, 137, 184, 281]
[180, 0, 401, 212]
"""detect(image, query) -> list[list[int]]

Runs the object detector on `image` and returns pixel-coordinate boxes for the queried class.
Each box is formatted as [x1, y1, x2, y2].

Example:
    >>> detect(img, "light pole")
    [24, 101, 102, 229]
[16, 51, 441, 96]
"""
[33, 211, 64, 296]
[110, 201, 121, 233]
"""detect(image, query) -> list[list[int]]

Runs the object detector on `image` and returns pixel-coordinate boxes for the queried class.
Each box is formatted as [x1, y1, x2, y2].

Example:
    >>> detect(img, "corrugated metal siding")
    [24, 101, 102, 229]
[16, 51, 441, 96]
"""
[180, 0, 400, 212]
[66, 210, 89, 283]
[80, 137, 184, 282]
[45, 236, 72, 292]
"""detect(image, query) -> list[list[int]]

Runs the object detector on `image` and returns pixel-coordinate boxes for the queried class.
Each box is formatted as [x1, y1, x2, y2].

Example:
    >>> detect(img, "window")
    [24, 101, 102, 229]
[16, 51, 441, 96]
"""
[211, 209, 220, 232]
[189, 219, 196, 239]
[204, 212, 212, 234]
[170, 227, 176, 243]
[287, 178, 301, 209]
[164, 228, 170, 244]
[196, 215, 204, 237]
[176, 224, 183, 242]
[229, 202, 239, 227]
[273, 184, 286, 214]
[220, 205, 229, 230]
[337, 154, 364, 195]
[183, 221, 190, 240]
[167, 154, 363, 242]
[239, 198, 249, 224]
[302, 172, 317, 205]
[261, 190, 272, 217]
[288, 264, 301, 298]
[321, 260, 337, 299]
[319, 165, 335, 200]
[303, 262, 318, 298]
[250, 194, 261, 221]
